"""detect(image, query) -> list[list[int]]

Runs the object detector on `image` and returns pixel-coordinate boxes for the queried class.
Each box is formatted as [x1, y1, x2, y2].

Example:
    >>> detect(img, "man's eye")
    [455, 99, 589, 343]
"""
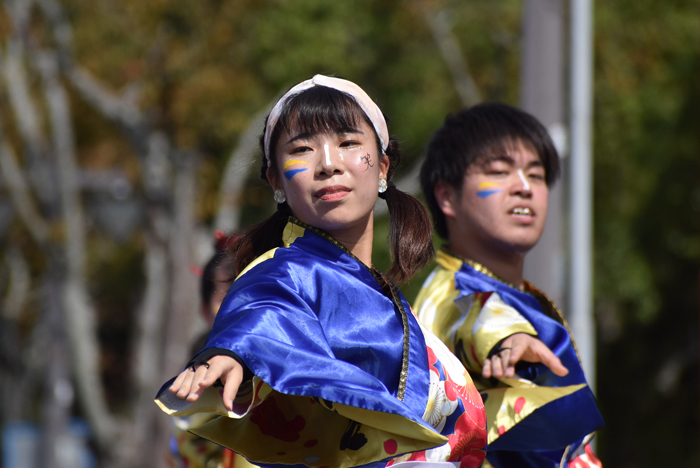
[528, 173, 545, 180]
[488, 170, 508, 176]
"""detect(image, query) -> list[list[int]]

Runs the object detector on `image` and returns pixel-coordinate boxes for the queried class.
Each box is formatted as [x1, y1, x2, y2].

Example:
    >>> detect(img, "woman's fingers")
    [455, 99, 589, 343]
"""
[187, 364, 214, 402]
[221, 364, 244, 411]
[169, 369, 189, 394]
[175, 369, 196, 399]
[168, 355, 247, 408]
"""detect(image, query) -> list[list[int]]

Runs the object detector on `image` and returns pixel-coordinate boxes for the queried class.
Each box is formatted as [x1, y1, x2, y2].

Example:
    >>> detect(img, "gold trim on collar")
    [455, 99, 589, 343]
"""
[438, 246, 584, 367]
[439, 246, 522, 290]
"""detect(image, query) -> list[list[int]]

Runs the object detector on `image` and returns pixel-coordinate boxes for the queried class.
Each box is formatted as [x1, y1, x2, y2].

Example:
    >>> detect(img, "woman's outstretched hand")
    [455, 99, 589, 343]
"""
[482, 333, 569, 380]
[168, 355, 243, 411]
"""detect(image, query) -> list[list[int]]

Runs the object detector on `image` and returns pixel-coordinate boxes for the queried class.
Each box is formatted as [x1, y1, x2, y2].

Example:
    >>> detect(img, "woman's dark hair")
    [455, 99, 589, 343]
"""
[420, 102, 561, 239]
[226, 85, 434, 283]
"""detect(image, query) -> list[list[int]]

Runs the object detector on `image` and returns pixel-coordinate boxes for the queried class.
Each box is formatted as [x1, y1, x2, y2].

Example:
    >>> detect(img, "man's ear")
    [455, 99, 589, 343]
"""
[434, 181, 458, 219]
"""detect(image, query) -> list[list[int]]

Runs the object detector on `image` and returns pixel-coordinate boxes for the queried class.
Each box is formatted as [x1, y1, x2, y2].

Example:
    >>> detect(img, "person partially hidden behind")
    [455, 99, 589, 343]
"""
[170, 233, 256, 468]
[415, 103, 604, 468]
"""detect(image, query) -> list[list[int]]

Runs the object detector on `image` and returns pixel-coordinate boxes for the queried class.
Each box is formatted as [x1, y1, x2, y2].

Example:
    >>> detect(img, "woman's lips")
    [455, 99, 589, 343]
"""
[315, 185, 350, 201]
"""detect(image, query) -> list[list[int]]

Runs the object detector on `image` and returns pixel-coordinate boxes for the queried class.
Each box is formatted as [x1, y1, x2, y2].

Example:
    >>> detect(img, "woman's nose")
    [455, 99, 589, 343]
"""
[318, 142, 344, 175]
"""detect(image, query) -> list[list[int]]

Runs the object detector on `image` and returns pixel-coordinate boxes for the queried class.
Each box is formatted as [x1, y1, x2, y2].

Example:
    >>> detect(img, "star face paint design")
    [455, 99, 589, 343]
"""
[361, 153, 374, 171]
[476, 181, 504, 198]
[517, 169, 531, 191]
[283, 159, 308, 180]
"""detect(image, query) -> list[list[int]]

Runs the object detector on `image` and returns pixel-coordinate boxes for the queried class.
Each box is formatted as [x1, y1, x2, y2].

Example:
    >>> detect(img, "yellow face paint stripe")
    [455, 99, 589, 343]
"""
[283, 159, 309, 169]
[477, 181, 503, 190]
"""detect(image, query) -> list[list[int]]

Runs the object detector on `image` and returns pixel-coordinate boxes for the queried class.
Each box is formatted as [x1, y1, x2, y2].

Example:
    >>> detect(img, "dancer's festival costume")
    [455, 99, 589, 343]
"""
[414, 248, 604, 468]
[157, 220, 488, 468]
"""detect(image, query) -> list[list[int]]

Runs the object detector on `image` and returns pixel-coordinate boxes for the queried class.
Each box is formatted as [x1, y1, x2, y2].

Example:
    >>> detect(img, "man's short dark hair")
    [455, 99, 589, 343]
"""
[420, 103, 561, 239]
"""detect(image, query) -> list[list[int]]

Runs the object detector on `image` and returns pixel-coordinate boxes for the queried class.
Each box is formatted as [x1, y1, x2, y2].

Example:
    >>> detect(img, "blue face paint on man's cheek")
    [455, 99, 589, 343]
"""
[476, 181, 504, 198]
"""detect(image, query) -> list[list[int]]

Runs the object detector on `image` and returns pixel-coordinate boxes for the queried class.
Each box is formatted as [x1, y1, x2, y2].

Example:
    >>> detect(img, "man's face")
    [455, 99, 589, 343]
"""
[437, 143, 549, 256]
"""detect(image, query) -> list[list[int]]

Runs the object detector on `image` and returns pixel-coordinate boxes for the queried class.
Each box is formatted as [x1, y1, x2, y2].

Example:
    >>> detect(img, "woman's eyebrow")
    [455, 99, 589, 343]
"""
[285, 127, 364, 145]
[286, 132, 314, 145]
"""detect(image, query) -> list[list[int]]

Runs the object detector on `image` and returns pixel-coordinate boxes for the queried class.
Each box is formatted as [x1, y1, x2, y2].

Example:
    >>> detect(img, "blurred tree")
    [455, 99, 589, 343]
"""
[0, 1, 522, 467]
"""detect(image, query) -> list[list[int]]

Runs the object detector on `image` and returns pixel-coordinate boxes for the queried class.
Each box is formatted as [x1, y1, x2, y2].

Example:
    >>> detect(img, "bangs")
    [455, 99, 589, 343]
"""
[267, 87, 374, 162]
[434, 103, 559, 186]
[471, 136, 541, 169]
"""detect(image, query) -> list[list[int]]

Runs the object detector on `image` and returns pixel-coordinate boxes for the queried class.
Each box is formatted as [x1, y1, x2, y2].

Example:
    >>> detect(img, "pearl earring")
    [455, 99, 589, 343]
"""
[378, 178, 388, 194]
[273, 189, 286, 204]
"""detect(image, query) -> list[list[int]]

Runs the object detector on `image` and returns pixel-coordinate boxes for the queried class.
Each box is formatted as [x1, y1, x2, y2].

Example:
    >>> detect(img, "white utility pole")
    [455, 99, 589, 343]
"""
[521, 0, 567, 309]
[569, 0, 596, 390]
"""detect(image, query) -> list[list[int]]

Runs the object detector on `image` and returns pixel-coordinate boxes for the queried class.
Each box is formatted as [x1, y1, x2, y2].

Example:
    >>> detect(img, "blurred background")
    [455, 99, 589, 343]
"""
[0, 0, 698, 467]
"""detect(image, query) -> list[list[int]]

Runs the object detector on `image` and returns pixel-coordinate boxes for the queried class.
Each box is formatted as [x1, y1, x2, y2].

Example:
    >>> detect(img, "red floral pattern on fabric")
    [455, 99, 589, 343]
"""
[250, 397, 305, 442]
[389, 339, 486, 467]
[568, 444, 603, 468]
[444, 376, 486, 429]
[447, 414, 487, 468]
[426, 347, 439, 372]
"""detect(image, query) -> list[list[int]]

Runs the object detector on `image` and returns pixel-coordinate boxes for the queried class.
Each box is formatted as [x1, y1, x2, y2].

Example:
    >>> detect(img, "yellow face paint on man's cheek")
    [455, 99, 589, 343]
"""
[476, 181, 503, 198]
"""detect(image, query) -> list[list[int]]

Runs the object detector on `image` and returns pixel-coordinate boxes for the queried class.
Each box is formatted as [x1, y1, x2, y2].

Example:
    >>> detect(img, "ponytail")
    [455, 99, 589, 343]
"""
[382, 139, 435, 284]
[226, 203, 292, 278]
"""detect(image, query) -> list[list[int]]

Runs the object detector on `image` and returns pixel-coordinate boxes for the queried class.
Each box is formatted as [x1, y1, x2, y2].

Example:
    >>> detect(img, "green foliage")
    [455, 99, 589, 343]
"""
[593, 0, 700, 464]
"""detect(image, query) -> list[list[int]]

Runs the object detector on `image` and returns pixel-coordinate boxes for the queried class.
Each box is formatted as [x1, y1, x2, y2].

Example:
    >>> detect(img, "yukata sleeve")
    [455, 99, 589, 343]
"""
[415, 268, 537, 375]
[155, 261, 449, 468]
[419, 284, 538, 375]
[452, 291, 539, 374]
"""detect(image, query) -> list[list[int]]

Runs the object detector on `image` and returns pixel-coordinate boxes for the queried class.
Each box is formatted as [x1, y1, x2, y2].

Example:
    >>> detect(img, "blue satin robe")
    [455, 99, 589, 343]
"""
[156, 220, 487, 468]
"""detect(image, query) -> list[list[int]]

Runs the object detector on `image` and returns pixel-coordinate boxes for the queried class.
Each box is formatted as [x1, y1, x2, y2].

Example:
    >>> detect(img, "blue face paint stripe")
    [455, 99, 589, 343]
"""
[476, 189, 503, 198]
[284, 168, 308, 180]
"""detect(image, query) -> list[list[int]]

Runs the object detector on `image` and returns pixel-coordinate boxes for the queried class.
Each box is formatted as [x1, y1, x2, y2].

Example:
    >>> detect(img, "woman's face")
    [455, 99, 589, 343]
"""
[268, 119, 389, 239]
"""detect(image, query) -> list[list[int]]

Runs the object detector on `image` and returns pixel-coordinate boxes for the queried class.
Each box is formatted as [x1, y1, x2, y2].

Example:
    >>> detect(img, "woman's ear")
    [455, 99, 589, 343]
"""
[379, 154, 390, 180]
[434, 182, 458, 219]
[266, 167, 279, 191]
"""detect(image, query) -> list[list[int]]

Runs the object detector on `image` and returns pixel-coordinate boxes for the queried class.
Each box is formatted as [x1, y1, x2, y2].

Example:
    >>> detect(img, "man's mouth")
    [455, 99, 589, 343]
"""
[510, 207, 533, 216]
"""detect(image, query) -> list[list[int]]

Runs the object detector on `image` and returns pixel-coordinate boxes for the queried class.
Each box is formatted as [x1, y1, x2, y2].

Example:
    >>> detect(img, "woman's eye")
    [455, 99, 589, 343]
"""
[528, 172, 545, 180]
[292, 146, 311, 154]
[488, 170, 508, 176]
[340, 140, 360, 148]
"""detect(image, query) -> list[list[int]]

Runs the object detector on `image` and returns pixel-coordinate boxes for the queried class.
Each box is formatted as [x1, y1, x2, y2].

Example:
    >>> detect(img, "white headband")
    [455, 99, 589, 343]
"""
[263, 75, 389, 162]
